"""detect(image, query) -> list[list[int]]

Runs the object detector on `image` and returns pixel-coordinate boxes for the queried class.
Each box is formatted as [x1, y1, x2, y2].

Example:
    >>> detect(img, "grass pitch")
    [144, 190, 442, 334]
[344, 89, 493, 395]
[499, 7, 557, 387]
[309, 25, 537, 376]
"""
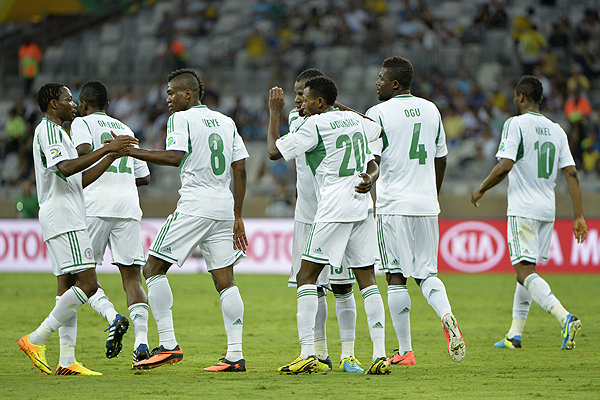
[1, 272, 598, 399]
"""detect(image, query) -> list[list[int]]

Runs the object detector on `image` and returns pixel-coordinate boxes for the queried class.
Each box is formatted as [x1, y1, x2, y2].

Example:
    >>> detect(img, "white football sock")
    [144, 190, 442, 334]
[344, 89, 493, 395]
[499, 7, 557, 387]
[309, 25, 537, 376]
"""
[88, 287, 118, 324]
[57, 296, 77, 367]
[314, 290, 328, 360]
[524, 274, 560, 314]
[335, 290, 356, 359]
[147, 275, 177, 349]
[361, 285, 386, 361]
[297, 284, 318, 359]
[388, 285, 412, 353]
[128, 303, 149, 349]
[30, 286, 87, 345]
[420, 276, 452, 319]
[507, 283, 531, 338]
[220, 285, 244, 362]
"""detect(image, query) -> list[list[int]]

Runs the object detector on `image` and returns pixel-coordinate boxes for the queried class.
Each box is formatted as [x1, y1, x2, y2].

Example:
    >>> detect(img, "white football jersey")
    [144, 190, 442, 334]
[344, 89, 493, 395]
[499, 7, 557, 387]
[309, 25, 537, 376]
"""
[496, 111, 575, 221]
[367, 95, 448, 216]
[33, 118, 87, 240]
[71, 112, 149, 221]
[276, 109, 381, 223]
[288, 109, 317, 224]
[166, 105, 249, 220]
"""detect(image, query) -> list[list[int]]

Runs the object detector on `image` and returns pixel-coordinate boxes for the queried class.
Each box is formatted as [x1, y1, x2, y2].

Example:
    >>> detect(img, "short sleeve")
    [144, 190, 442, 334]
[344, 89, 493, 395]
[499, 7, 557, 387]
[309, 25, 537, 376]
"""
[370, 138, 383, 156]
[41, 125, 75, 170]
[496, 117, 519, 161]
[165, 113, 189, 153]
[557, 125, 576, 169]
[232, 125, 249, 162]
[133, 158, 150, 179]
[276, 118, 318, 161]
[435, 110, 448, 158]
[70, 117, 92, 147]
[362, 118, 382, 143]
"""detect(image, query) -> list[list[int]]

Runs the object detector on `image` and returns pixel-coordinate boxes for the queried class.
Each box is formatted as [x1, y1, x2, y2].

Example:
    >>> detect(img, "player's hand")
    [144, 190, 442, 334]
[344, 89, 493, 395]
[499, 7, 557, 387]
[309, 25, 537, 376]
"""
[471, 187, 484, 207]
[355, 173, 373, 193]
[103, 131, 139, 152]
[233, 217, 248, 251]
[573, 216, 588, 244]
[269, 87, 285, 114]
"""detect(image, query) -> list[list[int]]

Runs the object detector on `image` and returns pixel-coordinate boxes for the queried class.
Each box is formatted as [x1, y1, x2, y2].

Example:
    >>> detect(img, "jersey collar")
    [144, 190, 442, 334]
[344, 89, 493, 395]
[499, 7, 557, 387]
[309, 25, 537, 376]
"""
[393, 94, 414, 99]
[525, 111, 543, 117]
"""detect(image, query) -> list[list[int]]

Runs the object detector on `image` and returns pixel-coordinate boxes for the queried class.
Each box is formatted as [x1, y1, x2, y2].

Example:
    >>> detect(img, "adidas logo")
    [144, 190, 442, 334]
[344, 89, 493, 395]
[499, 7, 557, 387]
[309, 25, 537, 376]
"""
[163, 247, 172, 254]
[372, 321, 384, 329]
[132, 314, 141, 321]
[520, 301, 530, 306]
[399, 307, 410, 315]
[233, 318, 243, 326]
[391, 259, 399, 265]
[314, 247, 323, 254]
[428, 288, 439, 298]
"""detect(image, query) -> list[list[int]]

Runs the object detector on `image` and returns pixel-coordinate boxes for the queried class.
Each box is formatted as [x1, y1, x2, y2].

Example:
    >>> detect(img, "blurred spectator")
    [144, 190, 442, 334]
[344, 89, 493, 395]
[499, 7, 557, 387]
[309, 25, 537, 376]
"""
[344, 1, 369, 36]
[169, 38, 189, 70]
[567, 63, 590, 95]
[5, 108, 26, 156]
[564, 85, 592, 168]
[246, 26, 269, 65]
[265, 181, 294, 217]
[517, 24, 546, 75]
[111, 89, 145, 139]
[14, 179, 38, 218]
[581, 133, 600, 176]
[18, 36, 42, 96]
[548, 19, 570, 50]
[488, 0, 508, 29]
[575, 8, 600, 44]
[476, 125, 499, 161]
[511, 7, 534, 44]
[454, 68, 473, 96]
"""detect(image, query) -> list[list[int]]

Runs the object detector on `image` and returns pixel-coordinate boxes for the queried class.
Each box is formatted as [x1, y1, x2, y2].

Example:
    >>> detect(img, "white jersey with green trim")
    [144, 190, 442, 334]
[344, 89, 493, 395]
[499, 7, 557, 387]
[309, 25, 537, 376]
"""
[288, 108, 317, 223]
[496, 111, 575, 221]
[166, 105, 249, 220]
[71, 112, 149, 221]
[366, 94, 447, 216]
[276, 109, 381, 223]
[33, 118, 86, 240]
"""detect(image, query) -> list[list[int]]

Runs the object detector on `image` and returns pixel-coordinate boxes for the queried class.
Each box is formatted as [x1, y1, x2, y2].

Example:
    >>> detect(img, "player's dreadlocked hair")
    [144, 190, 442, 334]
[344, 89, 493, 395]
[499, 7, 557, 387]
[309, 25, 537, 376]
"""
[37, 83, 65, 113]
[382, 56, 414, 90]
[79, 80, 109, 109]
[515, 75, 543, 104]
[167, 68, 205, 101]
[295, 68, 325, 83]
[304, 76, 338, 106]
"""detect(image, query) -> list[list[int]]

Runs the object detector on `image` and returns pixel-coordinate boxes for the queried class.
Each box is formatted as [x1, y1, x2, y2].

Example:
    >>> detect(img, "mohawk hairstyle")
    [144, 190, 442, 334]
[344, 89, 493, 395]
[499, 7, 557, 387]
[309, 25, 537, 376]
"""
[37, 83, 65, 113]
[167, 68, 205, 101]
[304, 76, 338, 106]
[382, 56, 414, 90]
[79, 80, 109, 109]
[515, 75, 543, 104]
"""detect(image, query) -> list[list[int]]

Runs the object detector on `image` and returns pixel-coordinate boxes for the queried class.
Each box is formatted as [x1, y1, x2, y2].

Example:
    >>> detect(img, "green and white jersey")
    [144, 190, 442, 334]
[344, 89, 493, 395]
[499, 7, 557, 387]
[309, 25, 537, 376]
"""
[288, 108, 317, 224]
[367, 95, 447, 216]
[166, 105, 248, 220]
[496, 112, 574, 221]
[276, 109, 381, 223]
[71, 113, 149, 221]
[33, 118, 86, 240]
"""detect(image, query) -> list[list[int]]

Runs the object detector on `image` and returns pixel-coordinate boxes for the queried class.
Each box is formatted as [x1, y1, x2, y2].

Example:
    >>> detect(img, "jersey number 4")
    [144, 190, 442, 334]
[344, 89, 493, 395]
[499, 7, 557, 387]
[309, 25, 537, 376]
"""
[409, 123, 427, 164]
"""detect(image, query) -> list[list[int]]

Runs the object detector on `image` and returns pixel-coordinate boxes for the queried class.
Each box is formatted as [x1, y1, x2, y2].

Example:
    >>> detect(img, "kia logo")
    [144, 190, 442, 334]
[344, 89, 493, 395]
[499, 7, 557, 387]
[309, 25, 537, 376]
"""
[440, 221, 505, 273]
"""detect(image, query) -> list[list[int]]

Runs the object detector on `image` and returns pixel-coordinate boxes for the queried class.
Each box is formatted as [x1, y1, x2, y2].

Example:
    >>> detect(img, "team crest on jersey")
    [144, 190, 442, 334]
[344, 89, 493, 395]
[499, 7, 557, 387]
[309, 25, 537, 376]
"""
[84, 248, 93, 260]
[167, 136, 176, 147]
[50, 147, 62, 160]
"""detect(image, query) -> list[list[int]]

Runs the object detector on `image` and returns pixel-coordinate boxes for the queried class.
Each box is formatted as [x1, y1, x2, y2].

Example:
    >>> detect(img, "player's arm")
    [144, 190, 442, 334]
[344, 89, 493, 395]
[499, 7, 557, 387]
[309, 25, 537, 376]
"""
[124, 147, 185, 167]
[267, 87, 284, 160]
[471, 158, 513, 207]
[435, 155, 447, 195]
[232, 158, 248, 251]
[562, 165, 587, 243]
[335, 101, 376, 123]
[356, 159, 380, 194]
[81, 152, 121, 188]
[136, 175, 151, 186]
[57, 132, 138, 177]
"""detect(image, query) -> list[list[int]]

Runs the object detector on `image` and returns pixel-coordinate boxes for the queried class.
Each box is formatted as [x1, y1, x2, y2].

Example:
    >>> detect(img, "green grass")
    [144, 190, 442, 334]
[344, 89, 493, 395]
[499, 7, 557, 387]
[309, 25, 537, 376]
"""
[1, 272, 598, 399]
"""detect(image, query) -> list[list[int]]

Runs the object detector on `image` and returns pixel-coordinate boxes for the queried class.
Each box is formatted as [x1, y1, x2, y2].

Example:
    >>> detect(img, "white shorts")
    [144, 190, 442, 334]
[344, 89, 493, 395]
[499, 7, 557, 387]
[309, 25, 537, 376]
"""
[86, 216, 146, 267]
[507, 216, 554, 265]
[289, 220, 331, 288]
[47, 230, 96, 276]
[302, 215, 378, 270]
[377, 214, 439, 279]
[149, 212, 246, 271]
